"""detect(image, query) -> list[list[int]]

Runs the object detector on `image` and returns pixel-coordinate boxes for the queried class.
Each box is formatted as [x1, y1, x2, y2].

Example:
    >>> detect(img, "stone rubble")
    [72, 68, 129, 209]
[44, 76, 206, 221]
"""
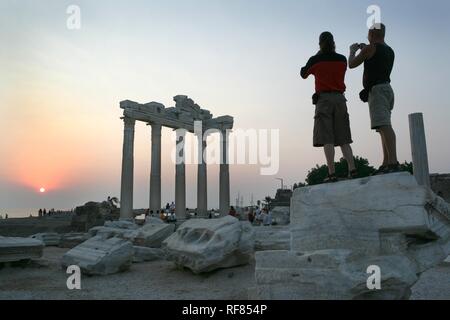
[163, 216, 254, 274]
[255, 173, 450, 299]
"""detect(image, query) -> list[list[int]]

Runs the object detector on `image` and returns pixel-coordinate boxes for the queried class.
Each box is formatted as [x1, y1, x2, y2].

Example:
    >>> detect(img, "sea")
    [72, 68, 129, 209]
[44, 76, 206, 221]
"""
[0, 208, 72, 219]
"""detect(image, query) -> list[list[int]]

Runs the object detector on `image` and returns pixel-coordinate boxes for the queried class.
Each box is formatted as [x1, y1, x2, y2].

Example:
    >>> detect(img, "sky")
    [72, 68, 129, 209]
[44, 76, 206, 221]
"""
[1, 0, 450, 213]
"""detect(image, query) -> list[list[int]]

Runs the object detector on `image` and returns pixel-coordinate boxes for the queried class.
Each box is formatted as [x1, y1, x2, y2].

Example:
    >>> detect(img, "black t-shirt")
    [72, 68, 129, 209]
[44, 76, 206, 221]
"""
[363, 43, 395, 90]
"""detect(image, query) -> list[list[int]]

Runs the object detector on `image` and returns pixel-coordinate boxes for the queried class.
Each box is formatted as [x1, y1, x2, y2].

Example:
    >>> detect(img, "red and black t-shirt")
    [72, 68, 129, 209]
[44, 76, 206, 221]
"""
[301, 52, 347, 93]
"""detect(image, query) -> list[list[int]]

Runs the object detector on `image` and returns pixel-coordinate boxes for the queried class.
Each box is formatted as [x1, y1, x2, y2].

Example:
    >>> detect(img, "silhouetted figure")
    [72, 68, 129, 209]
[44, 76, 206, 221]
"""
[229, 206, 237, 217]
[43, 209, 47, 216]
[349, 23, 398, 174]
[301, 31, 356, 183]
[38, 209, 43, 218]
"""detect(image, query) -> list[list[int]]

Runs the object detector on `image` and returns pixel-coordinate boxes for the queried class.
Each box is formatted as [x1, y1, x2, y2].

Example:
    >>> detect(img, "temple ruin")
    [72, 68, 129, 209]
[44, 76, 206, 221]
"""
[119, 95, 234, 219]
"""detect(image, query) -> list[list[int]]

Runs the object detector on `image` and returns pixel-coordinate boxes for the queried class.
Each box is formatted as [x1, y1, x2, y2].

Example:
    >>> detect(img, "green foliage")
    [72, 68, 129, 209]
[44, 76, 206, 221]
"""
[400, 161, 413, 174]
[303, 157, 414, 186]
[305, 156, 376, 186]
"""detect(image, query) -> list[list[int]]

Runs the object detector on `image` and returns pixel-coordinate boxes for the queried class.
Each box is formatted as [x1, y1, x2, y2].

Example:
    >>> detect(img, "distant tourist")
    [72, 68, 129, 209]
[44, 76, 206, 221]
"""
[38, 209, 43, 218]
[263, 209, 272, 226]
[43, 209, 47, 216]
[5, 214, 8, 219]
[229, 206, 237, 217]
[159, 210, 166, 222]
[301, 31, 357, 182]
[248, 209, 255, 223]
[348, 23, 398, 174]
[259, 209, 267, 225]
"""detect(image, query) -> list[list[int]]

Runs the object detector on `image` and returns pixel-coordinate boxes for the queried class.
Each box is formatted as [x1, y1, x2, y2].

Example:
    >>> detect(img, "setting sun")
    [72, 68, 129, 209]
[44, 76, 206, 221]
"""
[39, 187, 46, 193]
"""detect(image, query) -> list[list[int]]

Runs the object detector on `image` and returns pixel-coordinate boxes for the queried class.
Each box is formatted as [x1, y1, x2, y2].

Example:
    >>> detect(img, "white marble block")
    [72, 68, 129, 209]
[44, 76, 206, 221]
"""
[162, 216, 254, 273]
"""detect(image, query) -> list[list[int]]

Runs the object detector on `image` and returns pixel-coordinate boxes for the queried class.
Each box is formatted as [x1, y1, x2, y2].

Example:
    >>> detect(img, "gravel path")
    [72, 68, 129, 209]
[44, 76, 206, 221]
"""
[0, 247, 256, 300]
[0, 247, 449, 300]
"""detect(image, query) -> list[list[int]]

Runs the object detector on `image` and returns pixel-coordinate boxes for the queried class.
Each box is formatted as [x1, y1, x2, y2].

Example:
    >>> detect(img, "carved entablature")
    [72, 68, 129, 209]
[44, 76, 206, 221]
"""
[120, 95, 233, 132]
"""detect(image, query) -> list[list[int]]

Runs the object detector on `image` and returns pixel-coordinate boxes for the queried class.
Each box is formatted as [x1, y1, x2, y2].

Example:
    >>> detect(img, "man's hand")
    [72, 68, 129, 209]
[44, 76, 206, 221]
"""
[350, 43, 360, 54]
[348, 43, 373, 69]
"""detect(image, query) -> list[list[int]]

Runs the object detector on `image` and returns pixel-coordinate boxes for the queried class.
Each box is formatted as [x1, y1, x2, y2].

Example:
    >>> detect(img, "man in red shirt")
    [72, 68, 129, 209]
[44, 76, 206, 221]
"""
[301, 32, 357, 182]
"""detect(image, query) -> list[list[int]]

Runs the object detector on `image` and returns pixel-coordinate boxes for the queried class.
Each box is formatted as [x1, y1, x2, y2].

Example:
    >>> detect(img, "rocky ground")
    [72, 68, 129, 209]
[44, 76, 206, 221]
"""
[0, 247, 256, 300]
[0, 247, 448, 300]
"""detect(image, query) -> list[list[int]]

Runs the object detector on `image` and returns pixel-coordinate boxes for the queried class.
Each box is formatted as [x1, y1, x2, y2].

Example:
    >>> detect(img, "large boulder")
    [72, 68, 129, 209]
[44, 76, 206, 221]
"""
[29, 233, 61, 246]
[255, 173, 450, 299]
[0, 236, 44, 263]
[61, 236, 133, 275]
[162, 216, 255, 273]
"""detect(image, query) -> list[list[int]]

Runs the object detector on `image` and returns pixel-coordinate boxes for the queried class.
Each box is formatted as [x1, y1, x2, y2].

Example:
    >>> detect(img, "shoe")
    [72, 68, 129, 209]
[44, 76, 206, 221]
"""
[385, 162, 401, 173]
[348, 169, 358, 179]
[323, 173, 338, 183]
[371, 165, 388, 176]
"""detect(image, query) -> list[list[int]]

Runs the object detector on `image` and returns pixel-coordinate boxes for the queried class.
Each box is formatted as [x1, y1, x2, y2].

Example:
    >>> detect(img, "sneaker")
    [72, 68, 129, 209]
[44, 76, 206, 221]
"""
[371, 165, 388, 176]
[385, 162, 401, 173]
[323, 173, 338, 183]
[348, 169, 358, 179]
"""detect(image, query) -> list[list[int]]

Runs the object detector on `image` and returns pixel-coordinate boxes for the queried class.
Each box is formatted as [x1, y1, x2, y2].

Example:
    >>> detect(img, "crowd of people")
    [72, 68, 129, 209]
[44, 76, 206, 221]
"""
[229, 206, 273, 226]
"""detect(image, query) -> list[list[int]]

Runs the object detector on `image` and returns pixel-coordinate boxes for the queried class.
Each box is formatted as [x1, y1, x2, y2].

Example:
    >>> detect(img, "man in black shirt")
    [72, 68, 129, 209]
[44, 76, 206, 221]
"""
[348, 23, 399, 174]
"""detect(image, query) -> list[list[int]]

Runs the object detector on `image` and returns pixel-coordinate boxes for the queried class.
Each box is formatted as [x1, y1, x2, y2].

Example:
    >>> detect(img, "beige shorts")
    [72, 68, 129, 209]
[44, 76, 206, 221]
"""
[368, 83, 395, 130]
[313, 93, 353, 147]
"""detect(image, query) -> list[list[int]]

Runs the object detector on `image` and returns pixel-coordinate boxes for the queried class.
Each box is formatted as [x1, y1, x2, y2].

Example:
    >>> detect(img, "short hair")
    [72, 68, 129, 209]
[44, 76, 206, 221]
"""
[319, 31, 335, 54]
[370, 23, 386, 38]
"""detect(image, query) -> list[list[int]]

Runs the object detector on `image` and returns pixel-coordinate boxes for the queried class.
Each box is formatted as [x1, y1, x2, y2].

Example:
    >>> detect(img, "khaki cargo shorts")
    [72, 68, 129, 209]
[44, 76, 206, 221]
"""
[313, 93, 353, 147]
[368, 83, 395, 130]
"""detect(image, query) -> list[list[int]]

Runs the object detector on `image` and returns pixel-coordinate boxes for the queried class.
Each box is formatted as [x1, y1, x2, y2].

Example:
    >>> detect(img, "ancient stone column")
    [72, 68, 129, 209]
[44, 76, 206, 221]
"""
[409, 113, 430, 187]
[175, 130, 186, 217]
[197, 132, 208, 216]
[150, 123, 162, 213]
[219, 129, 230, 216]
[120, 117, 136, 220]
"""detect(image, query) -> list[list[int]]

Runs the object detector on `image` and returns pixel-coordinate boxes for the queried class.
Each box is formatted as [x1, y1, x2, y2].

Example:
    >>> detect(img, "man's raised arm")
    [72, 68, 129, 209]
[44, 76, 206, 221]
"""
[348, 43, 372, 69]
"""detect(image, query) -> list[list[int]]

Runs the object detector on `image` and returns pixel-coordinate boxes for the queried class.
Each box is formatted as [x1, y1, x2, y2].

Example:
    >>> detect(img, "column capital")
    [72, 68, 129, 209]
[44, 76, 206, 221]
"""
[121, 117, 136, 126]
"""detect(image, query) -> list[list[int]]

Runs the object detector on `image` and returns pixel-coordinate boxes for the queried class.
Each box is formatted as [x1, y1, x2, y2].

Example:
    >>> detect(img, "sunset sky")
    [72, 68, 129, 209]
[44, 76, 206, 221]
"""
[1, 0, 450, 213]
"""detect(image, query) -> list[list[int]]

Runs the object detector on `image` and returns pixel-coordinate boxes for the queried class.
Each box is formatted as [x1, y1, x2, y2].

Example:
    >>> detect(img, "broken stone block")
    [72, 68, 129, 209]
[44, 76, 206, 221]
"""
[255, 173, 450, 299]
[29, 233, 61, 246]
[0, 236, 44, 263]
[255, 250, 418, 300]
[59, 232, 90, 249]
[162, 216, 254, 273]
[61, 236, 133, 275]
[254, 227, 290, 251]
[87, 220, 174, 248]
[271, 207, 290, 225]
[134, 223, 175, 248]
[132, 246, 164, 263]
[145, 216, 164, 225]
[104, 220, 139, 230]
